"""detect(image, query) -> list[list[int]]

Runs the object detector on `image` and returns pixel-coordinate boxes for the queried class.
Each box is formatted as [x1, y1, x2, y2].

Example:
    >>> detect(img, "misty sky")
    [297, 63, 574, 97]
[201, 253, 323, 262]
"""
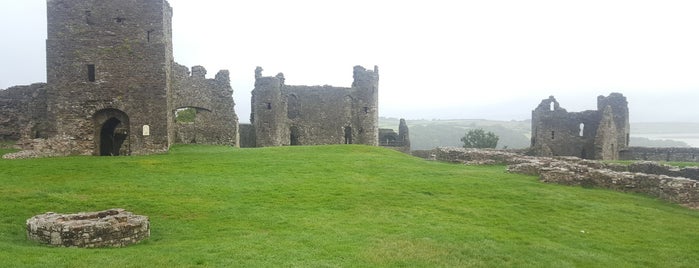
[1, 0, 698, 123]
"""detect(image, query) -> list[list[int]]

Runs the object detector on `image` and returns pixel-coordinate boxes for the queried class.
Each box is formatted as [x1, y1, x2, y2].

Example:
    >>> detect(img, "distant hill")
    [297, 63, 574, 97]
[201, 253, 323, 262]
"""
[380, 118, 531, 150]
[381, 118, 697, 150]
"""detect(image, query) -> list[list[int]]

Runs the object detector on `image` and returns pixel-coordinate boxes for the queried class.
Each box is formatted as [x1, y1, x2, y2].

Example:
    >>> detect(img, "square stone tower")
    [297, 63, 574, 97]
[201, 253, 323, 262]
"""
[46, 0, 174, 155]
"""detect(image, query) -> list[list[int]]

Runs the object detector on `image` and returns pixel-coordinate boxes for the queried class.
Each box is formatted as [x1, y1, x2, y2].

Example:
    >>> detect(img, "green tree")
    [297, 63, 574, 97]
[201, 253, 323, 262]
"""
[461, 129, 499, 148]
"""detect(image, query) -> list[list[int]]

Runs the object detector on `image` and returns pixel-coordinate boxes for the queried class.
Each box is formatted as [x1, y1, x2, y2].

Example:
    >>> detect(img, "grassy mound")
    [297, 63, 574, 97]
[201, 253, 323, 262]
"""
[1, 145, 698, 267]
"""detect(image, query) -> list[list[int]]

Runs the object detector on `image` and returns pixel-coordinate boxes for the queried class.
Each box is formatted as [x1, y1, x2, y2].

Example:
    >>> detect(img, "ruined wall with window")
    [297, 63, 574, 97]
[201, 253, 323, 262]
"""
[379, 119, 411, 153]
[171, 64, 239, 146]
[248, 66, 379, 147]
[530, 93, 629, 160]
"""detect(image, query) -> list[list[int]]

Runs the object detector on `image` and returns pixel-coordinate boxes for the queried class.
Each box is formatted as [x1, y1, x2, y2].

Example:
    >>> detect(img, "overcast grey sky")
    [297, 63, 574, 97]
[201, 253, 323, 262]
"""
[1, 0, 698, 123]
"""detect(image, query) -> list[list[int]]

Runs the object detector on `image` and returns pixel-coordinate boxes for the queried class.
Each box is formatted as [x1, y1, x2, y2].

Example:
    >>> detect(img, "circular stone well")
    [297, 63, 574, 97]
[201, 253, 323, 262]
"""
[26, 208, 149, 248]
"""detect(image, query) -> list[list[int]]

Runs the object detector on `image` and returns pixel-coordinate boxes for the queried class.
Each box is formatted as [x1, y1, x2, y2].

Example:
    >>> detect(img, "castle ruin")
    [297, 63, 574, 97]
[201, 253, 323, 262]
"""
[530, 93, 629, 160]
[241, 66, 385, 147]
[0, 0, 409, 157]
[1, 0, 239, 156]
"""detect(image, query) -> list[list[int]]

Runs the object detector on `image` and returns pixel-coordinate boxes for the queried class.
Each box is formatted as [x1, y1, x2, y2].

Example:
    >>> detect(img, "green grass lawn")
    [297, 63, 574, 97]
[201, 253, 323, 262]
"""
[1, 145, 699, 267]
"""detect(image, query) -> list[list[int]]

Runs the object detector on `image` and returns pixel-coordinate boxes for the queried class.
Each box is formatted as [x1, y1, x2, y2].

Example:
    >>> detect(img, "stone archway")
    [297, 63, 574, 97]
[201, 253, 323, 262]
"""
[93, 109, 130, 156]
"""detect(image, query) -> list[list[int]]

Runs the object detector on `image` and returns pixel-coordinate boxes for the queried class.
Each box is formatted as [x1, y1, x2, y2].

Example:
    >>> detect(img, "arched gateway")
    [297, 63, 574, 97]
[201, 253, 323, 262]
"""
[93, 109, 130, 156]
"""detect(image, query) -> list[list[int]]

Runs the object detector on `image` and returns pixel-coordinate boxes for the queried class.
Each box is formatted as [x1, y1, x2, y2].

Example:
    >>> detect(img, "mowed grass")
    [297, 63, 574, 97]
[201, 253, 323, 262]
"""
[1, 145, 699, 267]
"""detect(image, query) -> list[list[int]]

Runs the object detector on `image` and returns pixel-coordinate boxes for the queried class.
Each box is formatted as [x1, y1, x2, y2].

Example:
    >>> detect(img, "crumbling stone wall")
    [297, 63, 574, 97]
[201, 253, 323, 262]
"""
[26, 209, 149, 248]
[171, 64, 239, 146]
[379, 118, 411, 153]
[1, 0, 240, 158]
[0, 84, 49, 141]
[250, 66, 379, 147]
[429, 147, 699, 209]
[531, 93, 629, 160]
[627, 161, 699, 180]
[620, 147, 699, 163]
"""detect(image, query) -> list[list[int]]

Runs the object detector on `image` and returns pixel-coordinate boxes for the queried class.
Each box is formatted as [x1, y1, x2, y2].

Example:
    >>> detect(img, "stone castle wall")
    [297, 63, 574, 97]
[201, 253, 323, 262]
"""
[1, 0, 239, 158]
[249, 66, 379, 147]
[620, 147, 699, 163]
[45, 0, 175, 156]
[171, 64, 239, 146]
[0, 84, 49, 141]
[531, 93, 629, 160]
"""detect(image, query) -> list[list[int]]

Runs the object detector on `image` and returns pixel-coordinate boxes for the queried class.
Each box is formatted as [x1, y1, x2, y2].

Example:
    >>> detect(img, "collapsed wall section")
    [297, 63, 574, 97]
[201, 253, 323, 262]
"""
[170, 64, 239, 146]
[0, 84, 49, 141]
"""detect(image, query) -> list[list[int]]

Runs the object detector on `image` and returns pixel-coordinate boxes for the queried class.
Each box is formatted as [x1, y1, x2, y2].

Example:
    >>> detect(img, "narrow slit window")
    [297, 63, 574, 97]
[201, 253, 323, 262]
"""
[87, 64, 96, 82]
[266, 103, 272, 110]
[579, 123, 585, 137]
[147, 30, 154, 42]
[85, 11, 93, 25]
[551, 131, 555, 140]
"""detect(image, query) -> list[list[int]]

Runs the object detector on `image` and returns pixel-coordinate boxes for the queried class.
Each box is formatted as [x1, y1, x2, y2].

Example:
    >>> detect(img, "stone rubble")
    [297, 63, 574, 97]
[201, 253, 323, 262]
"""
[431, 147, 699, 209]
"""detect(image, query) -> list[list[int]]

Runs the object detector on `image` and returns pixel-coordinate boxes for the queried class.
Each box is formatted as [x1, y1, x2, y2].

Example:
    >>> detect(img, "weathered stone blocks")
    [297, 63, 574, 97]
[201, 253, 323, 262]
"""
[430, 147, 699, 209]
[26, 209, 149, 248]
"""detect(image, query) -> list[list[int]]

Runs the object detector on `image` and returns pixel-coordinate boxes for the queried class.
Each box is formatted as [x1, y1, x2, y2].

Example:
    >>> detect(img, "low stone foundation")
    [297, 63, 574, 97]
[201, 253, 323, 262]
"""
[430, 147, 699, 209]
[26, 209, 149, 248]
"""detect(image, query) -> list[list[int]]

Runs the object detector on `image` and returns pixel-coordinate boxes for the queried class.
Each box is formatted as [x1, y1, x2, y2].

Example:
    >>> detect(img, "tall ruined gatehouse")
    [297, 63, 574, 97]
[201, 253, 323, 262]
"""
[0, 0, 239, 156]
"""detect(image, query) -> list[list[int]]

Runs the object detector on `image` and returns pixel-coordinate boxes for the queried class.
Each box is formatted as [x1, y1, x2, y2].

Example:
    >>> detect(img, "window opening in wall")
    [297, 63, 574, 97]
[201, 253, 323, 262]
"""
[290, 127, 300, 146]
[266, 103, 272, 110]
[115, 17, 125, 24]
[344, 126, 353, 144]
[551, 131, 555, 140]
[549, 102, 554, 111]
[363, 107, 369, 114]
[579, 123, 585, 137]
[85, 11, 93, 25]
[287, 94, 300, 119]
[87, 64, 96, 82]
[147, 30, 154, 42]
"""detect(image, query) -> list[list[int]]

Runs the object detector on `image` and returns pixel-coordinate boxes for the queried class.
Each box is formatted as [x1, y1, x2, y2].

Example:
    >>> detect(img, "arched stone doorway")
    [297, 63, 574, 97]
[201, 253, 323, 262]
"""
[93, 109, 130, 156]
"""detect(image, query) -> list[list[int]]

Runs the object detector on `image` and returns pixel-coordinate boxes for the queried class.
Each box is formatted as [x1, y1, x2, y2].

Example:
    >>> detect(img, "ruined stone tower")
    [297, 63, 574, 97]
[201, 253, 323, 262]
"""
[46, 0, 174, 155]
[530, 93, 629, 160]
[248, 66, 379, 147]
